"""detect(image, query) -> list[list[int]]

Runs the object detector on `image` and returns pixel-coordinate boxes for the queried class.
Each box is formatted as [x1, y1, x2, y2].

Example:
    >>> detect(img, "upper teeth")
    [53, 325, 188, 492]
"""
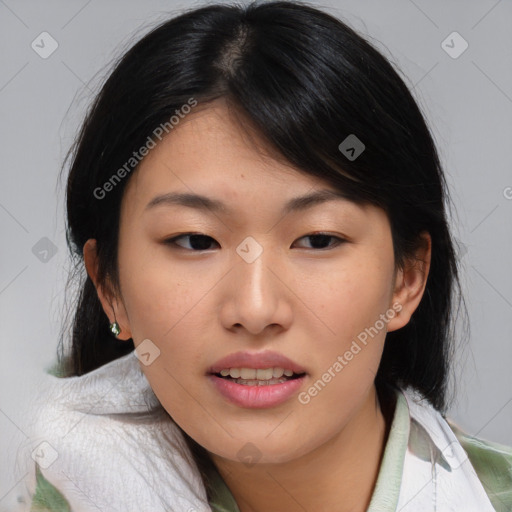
[219, 368, 295, 379]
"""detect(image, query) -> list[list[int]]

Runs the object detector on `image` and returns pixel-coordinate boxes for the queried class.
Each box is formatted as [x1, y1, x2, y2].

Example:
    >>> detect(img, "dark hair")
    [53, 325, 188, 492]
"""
[59, 0, 466, 498]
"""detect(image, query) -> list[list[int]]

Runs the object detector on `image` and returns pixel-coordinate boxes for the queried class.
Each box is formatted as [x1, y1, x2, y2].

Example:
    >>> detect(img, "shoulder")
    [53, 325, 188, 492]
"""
[400, 386, 512, 511]
[447, 419, 512, 512]
[17, 352, 209, 511]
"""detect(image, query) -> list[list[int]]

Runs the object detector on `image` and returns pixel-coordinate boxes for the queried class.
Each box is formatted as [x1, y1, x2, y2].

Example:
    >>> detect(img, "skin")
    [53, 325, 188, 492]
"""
[84, 99, 431, 512]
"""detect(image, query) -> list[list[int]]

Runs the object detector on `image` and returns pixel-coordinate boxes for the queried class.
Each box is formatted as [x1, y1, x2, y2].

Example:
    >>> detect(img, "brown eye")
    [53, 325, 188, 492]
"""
[164, 233, 220, 251]
[293, 233, 345, 250]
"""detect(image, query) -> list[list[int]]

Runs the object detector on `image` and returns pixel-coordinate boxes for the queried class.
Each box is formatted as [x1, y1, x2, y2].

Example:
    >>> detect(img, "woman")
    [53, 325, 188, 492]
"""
[18, 1, 512, 511]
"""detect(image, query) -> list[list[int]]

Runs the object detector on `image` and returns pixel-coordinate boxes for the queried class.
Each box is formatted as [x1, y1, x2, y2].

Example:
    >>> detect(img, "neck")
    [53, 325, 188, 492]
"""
[210, 384, 395, 512]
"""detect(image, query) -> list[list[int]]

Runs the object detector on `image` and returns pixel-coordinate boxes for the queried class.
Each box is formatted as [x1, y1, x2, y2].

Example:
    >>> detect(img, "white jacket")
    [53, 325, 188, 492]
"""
[13, 350, 503, 511]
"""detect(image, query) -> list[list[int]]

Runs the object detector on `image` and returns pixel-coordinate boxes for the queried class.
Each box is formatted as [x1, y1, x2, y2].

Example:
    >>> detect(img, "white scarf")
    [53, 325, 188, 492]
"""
[14, 351, 495, 512]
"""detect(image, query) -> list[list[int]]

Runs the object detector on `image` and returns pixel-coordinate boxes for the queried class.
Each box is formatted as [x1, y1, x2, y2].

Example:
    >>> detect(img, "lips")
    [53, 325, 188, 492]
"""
[207, 350, 307, 375]
[209, 373, 307, 408]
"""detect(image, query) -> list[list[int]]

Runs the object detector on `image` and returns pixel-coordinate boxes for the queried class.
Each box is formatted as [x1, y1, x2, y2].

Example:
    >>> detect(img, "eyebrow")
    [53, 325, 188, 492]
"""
[144, 189, 351, 216]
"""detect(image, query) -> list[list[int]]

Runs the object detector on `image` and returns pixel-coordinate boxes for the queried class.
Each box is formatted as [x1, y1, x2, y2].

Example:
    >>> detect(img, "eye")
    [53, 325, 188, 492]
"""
[293, 233, 346, 250]
[163, 232, 346, 252]
[164, 233, 219, 251]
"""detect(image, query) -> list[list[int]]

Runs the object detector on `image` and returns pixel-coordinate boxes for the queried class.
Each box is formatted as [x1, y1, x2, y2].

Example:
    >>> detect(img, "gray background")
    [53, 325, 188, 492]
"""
[1, 0, 511, 509]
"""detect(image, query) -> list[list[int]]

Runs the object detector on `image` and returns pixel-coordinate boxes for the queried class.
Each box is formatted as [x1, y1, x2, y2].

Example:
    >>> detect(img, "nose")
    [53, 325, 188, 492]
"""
[220, 245, 293, 336]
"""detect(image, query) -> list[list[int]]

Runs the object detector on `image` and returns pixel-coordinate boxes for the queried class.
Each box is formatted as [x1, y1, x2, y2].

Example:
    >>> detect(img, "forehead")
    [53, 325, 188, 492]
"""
[122, 102, 343, 211]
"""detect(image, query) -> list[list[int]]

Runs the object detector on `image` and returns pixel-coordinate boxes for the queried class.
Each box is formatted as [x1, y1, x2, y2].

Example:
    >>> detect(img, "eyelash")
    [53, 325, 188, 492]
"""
[163, 232, 346, 252]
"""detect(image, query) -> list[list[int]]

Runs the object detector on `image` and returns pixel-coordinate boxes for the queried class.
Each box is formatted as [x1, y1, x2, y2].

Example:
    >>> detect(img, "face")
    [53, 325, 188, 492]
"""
[87, 99, 426, 465]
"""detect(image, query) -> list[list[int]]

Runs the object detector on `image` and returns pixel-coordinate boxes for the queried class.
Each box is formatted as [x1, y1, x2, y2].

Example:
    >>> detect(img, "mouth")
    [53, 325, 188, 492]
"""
[208, 370, 308, 409]
[211, 367, 307, 386]
[207, 351, 308, 407]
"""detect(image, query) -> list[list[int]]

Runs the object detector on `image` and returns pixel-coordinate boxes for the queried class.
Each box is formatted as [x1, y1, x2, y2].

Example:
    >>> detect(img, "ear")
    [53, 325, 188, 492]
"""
[387, 232, 431, 332]
[83, 239, 132, 340]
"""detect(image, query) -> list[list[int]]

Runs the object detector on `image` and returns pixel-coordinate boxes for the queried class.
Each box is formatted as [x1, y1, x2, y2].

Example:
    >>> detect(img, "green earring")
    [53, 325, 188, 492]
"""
[109, 321, 121, 337]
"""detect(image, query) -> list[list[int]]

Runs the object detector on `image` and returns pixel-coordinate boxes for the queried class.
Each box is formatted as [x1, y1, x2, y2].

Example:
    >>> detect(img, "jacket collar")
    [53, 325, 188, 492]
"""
[397, 387, 496, 511]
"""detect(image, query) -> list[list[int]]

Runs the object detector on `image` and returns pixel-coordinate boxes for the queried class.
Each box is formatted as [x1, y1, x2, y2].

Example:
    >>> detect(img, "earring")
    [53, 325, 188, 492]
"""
[109, 314, 121, 338]
[109, 321, 121, 337]
[108, 301, 122, 337]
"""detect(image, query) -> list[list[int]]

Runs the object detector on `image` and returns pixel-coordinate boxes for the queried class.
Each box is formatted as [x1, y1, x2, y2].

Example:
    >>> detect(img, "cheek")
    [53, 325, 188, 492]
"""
[120, 269, 212, 390]
[299, 253, 394, 400]
[311, 253, 394, 345]
[118, 265, 211, 435]
[116, 241, 215, 407]
[117, 238, 210, 340]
